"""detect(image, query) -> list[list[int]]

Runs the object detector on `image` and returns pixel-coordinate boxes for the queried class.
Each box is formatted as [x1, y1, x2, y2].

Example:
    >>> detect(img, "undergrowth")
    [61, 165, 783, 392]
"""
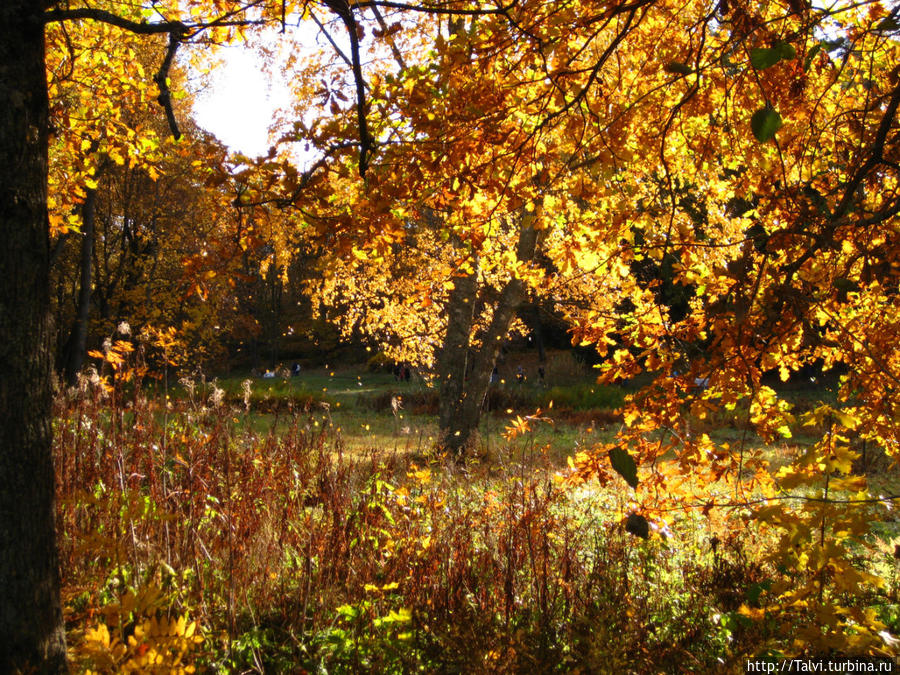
[54, 341, 899, 672]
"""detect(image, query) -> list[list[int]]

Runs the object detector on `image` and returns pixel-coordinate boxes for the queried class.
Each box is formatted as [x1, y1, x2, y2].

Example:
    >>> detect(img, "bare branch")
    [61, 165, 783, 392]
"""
[154, 31, 184, 140]
[309, 7, 354, 70]
[325, 0, 373, 176]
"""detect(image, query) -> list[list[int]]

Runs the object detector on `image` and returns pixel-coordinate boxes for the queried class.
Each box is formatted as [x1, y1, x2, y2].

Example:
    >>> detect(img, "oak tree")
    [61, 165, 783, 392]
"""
[3, 0, 899, 667]
[2, 1, 511, 666]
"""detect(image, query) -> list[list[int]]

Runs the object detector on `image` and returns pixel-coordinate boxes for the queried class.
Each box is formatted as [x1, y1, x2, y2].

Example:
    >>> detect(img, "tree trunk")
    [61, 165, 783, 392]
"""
[63, 186, 97, 386]
[0, 2, 69, 671]
[523, 304, 547, 363]
[437, 221, 540, 455]
[436, 263, 479, 433]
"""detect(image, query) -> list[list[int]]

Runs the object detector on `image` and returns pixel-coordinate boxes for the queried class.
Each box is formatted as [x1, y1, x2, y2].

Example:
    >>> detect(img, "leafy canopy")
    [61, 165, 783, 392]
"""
[45, 0, 900, 657]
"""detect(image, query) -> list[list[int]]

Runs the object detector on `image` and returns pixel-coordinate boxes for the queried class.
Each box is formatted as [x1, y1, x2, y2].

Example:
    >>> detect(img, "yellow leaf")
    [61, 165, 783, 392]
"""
[85, 623, 111, 648]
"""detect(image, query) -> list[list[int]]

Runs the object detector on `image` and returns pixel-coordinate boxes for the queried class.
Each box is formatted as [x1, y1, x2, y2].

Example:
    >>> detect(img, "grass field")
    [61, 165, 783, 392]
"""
[165, 352, 625, 461]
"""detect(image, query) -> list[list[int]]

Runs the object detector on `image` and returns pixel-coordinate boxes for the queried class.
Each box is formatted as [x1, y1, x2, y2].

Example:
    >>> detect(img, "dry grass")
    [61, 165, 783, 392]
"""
[56, 376, 778, 673]
[55, 358, 900, 672]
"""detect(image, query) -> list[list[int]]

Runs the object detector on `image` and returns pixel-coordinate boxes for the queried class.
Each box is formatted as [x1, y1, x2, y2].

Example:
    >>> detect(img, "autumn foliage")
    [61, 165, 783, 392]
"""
[17, 0, 900, 669]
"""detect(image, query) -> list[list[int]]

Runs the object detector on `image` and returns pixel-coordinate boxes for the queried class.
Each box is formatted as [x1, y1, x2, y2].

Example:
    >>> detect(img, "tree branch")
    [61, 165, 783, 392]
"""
[45, 8, 189, 140]
[325, 0, 373, 176]
[44, 5, 265, 35]
[368, 2, 407, 71]
[832, 81, 900, 218]
[154, 30, 184, 140]
[527, 5, 646, 142]
[44, 8, 187, 34]
[354, 0, 517, 16]
[309, 8, 354, 70]
[235, 141, 360, 208]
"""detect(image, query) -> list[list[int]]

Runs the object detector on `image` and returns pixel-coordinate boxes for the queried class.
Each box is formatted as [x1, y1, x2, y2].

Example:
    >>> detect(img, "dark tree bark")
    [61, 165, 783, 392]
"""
[0, 2, 69, 671]
[437, 222, 540, 455]
[522, 304, 547, 363]
[63, 186, 97, 386]
[436, 262, 479, 434]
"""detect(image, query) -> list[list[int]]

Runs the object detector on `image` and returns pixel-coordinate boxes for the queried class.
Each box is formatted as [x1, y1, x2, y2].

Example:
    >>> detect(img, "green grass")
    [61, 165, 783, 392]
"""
[230, 397, 616, 462]
[199, 368, 427, 408]
[190, 365, 623, 460]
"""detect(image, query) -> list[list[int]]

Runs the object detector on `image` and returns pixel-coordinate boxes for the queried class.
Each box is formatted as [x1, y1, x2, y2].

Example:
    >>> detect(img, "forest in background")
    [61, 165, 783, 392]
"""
[1, 0, 900, 671]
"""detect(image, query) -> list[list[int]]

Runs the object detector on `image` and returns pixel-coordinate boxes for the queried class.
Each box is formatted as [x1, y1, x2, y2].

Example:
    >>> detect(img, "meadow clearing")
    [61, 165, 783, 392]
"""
[56, 351, 900, 673]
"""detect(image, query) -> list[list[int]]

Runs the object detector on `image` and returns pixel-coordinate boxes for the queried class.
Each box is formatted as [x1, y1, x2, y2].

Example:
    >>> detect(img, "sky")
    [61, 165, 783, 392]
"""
[189, 16, 344, 160]
[191, 46, 294, 158]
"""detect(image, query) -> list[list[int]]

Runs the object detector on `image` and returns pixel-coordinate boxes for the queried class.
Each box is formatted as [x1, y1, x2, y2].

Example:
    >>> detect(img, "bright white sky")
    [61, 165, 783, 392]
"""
[190, 18, 345, 159]
[191, 46, 295, 157]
